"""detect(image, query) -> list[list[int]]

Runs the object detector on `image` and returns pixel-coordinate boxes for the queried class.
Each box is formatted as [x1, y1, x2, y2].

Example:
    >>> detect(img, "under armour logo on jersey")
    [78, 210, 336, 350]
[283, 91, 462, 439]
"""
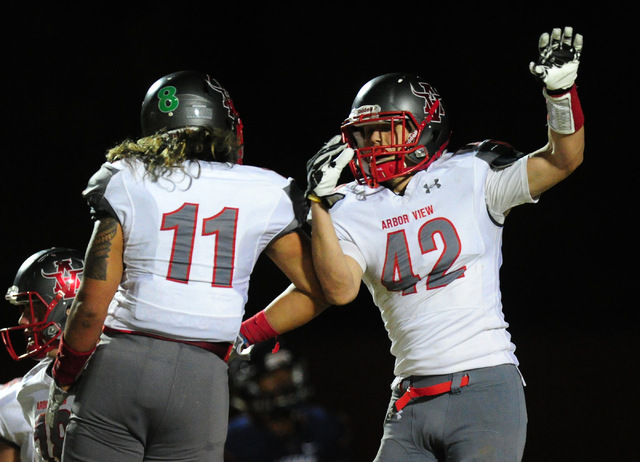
[41, 259, 83, 300]
[423, 179, 441, 193]
[386, 408, 404, 421]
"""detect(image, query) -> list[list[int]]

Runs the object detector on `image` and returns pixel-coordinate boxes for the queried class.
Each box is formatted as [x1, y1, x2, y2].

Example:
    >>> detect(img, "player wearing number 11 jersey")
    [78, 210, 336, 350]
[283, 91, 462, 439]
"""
[48, 70, 328, 462]
[83, 158, 302, 342]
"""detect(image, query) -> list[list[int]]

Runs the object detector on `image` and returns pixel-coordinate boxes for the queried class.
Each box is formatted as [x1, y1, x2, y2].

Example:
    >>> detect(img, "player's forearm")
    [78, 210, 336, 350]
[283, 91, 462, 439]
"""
[52, 290, 106, 387]
[264, 284, 330, 334]
[240, 285, 329, 345]
[63, 297, 107, 353]
[266, 230, 328, 303]
[542, 84, 585, 172]
[310, 203, 360, 305]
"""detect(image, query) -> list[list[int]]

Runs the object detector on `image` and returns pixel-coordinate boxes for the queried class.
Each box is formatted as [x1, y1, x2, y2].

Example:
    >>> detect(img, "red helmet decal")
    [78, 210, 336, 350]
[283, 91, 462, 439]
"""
[410, 82, 444, 123]
[41, 259, 83, 300]
[206, 78, 240, 126]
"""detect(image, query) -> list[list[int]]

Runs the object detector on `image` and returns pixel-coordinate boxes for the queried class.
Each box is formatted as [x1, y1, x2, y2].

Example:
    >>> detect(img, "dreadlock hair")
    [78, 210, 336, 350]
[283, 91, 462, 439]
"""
[106, 127, 241, 182]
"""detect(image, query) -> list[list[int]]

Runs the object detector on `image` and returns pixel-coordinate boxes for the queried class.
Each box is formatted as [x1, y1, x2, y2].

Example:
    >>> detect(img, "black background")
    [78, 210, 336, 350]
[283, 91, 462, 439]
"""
[1, 3, 636, 461]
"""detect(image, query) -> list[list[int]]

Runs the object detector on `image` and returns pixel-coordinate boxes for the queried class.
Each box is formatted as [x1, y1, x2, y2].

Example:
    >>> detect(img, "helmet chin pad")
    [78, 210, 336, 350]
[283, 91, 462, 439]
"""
[347, 141, 439, 188]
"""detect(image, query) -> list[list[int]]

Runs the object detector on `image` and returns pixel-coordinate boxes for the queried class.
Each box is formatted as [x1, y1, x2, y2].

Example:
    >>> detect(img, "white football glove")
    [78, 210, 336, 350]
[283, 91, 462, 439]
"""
[305, 135, 354, 208]
[529, 26, 583, 92]
[45, 380, 69, 429]
[227, 333, 254, 362]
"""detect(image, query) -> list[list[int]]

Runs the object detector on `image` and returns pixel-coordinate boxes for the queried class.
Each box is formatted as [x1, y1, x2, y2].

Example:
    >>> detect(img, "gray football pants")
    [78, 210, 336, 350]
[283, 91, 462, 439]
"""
[61, 332, 229, 462]
[374, 364, 527, 462]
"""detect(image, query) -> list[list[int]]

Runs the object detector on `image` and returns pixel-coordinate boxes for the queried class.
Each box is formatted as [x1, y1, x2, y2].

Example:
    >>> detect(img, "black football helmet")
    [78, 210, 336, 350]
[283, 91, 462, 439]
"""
[341, 73, 451, 188]
[140, 70, 244, 162]
[1, 248, 84, 361]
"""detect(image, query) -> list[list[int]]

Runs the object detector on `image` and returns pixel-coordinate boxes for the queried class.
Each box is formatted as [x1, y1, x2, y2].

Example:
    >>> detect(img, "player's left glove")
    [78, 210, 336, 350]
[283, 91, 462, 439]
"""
[305, 135, 354, 208]
[529, 26, 583, 93]
[227, 333, 254, 362]
[45, 336, 95, 428]
[45, 380, 69, 428]
[529, 26, 584, 135]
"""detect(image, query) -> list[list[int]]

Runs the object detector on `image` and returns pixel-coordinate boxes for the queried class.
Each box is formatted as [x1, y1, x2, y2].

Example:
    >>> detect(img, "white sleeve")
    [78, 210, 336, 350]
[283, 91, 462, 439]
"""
[485, 155, 538, 223]
[0, 379, 33, 462]
[338, 239, 367, 272]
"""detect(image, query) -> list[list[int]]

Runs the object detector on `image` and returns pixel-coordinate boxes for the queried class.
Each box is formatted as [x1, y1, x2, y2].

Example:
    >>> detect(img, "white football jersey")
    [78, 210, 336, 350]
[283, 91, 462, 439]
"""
[0, 377, 33, 462]
[83, 159, 303, 343]
[329, 151, 536, 379]
[14, 359, 75, 462]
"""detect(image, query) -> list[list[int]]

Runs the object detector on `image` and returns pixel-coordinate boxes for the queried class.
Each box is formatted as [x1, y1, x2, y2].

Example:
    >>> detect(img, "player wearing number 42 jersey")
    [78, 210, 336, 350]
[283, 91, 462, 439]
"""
[304, 27, 584, 461]
[46, 70, 328, 462]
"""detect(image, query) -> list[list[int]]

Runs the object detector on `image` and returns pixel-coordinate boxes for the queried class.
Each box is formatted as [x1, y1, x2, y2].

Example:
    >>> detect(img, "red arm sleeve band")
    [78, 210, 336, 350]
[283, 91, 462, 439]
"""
[52, 336, 96, 387]
[240, 310, 280, 345]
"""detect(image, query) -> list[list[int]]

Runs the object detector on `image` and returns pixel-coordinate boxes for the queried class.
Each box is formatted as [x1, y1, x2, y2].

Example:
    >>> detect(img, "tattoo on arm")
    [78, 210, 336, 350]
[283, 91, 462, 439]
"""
[85, 218, 118, 281]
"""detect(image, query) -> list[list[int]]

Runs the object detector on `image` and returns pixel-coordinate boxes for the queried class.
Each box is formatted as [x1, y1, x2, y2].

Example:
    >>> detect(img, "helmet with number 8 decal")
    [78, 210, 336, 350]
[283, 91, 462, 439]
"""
[1, 248, 84, 361]
[341, 73, 451, 188]
[140, 70, 244, 161]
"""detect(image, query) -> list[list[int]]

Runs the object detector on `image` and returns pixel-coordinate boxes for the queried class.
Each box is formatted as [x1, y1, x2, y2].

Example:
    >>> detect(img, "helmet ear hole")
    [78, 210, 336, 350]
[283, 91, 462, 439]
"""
[42, 324, 61, 341]
[412, 148, 427, 160]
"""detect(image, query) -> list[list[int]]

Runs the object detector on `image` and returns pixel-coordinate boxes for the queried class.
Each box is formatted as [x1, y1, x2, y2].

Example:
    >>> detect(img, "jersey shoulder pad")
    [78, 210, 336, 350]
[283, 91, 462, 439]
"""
[284, 178, 308, 230]
[454, 139, 526, 169]
[239, 164, 288, 185]
[82, 162, 121, 220]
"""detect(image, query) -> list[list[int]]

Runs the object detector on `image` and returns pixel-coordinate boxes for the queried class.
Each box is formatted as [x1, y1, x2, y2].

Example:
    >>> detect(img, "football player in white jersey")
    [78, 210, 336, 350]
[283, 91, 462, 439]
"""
[0, 247, 84, 462]
[46, 70, 329, 462]
[0, 377, 32, 462]
[303, 27, 584, 461]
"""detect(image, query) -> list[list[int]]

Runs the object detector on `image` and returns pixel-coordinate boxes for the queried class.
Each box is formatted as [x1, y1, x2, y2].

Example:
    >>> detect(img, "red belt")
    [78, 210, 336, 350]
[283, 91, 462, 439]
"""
[394, 374, 470, 412]
[103, 326, 233, 362]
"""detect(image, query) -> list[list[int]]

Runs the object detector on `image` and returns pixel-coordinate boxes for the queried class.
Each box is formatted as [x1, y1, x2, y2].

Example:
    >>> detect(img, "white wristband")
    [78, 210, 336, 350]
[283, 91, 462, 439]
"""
[543, 85, 584, 135]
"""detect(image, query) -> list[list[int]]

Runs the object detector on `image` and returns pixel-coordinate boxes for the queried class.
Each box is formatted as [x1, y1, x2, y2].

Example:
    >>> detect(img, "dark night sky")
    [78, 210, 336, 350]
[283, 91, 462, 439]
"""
[1, 3, 636, 460]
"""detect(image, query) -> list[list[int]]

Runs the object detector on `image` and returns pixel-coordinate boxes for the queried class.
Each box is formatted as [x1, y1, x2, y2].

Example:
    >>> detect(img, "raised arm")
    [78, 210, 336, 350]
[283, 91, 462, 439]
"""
[306, 136, 362, 306]
[238, 140, 362, 348]
[527, 26, 585, 197]
[308, 201, 363, 305]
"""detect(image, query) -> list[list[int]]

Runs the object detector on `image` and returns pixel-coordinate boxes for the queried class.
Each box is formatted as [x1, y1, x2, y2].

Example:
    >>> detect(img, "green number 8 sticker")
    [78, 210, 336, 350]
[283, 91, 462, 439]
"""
[157, 86, 179, 113]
